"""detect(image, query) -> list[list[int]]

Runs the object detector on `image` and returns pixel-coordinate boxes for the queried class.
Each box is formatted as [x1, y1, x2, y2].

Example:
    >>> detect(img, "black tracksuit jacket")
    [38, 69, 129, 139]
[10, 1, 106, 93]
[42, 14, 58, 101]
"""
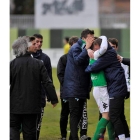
[10, 52, 58, 114]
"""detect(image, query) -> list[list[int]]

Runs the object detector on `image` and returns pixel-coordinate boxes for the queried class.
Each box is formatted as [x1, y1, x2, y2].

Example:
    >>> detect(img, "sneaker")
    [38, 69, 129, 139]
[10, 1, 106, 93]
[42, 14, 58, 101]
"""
[80, 135, 91, 140]
[115, 138, 119, 140]
[58, 138, 66, 140]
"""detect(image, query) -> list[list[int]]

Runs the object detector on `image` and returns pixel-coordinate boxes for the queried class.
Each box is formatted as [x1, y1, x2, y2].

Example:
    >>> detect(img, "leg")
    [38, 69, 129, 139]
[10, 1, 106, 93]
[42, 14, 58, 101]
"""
[69, 98, 85, 140]
[79, 101, 91, 140]
[80, 101, 87, 137]
[120, 100, 130, 138]
[92, 87, 110, 140]
[60, 99, 70, 138]
[37, 108, 44, 140]
[109, 97, 126, 139]
[10, 114, 21, 140]
[22, 114, 38, 140]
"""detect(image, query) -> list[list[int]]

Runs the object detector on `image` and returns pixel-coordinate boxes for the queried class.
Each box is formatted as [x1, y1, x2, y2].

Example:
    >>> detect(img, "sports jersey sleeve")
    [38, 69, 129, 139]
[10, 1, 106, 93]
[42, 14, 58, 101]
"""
[94, 36, 108, 60]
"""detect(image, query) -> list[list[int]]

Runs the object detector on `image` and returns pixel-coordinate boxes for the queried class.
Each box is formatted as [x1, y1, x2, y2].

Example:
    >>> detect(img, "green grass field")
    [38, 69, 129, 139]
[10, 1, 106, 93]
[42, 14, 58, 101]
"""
[21, 68, 130, 140]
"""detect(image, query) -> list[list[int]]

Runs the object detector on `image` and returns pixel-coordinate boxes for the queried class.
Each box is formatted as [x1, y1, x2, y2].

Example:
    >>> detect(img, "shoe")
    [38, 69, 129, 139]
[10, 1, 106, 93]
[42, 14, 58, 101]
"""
[58, 138, 66, 140]
[61, 138, 66, 140]
[115, 138, 119, 140]
[80, 135, 91, 140]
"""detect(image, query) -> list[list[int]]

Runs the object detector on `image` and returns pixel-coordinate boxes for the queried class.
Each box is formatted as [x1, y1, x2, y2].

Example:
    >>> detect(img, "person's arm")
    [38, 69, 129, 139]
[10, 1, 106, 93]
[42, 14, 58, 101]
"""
[40, 62, 58, 106]
[45, 57, 53, 81]
[72, 47, 89, 66]
[122, 58, 130, 66]
[73, 37, 93, 65]
[85, 52, 114, 73]
[94, 36, 108, 60]
[117, 55, 130, 67]
[57, 56, 66, 86]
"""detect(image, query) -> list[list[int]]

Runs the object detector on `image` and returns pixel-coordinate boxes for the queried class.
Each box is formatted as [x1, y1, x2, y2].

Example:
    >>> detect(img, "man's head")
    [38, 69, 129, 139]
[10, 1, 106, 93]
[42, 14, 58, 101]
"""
[81, 29, 94, 41]
[33, 34, 43, 50]
[108, 38, 118, 51]
[27, 36, 37, 53]
[93, 38, 102, 51]
[12, 36, 37, 56]
[63, 37, 69, 45]
[69, 36, 79, 47]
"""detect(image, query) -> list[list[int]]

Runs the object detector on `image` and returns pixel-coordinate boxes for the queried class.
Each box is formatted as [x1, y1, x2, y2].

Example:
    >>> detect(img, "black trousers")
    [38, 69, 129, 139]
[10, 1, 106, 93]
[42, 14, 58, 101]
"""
[60, 99, 70, 138]
[37, 108, 44, 140]
[69, 98, 86, 140]
[10, 113, 38, 140]
[109, 96, 130, 138]
[60, 99, 88, 138]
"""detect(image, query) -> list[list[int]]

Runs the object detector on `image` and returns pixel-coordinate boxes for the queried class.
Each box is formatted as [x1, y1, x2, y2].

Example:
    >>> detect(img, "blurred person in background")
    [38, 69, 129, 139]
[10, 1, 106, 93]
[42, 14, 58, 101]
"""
[57, 36, 91, 140]
[63, 37, 70, 54]
[10, 36, 58, 140]
[32, 33, 53, 140]
[63, 29, 94, 140]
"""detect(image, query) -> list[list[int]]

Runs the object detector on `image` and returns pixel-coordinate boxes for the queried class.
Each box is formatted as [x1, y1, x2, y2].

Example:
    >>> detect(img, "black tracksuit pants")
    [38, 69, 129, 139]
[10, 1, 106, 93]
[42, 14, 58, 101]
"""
[60, 99, 70, 138]
[10, 113, 38, 140]
[69, 98, 87, 140]
[60, 99, 88, 139]
[37, 108, 44, 140]
[109, 96, 130, 138]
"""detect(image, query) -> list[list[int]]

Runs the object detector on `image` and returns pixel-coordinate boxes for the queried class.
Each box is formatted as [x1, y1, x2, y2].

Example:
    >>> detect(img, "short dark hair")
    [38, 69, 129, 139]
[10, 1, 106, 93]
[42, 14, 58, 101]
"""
[29, 36, 36, 42]
[64, 37, 69, 43]
[94, 37, 98, 40]
[93, 38, 102, 46]
[69, 36, 79, 46]
[33, 34, 43, 39]
[81, 29, 94, 38]
[108, 38, 118, 47]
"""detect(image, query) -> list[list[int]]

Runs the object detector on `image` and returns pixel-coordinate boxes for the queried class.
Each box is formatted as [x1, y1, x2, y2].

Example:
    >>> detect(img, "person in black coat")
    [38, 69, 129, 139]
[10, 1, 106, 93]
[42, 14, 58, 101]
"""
[57, 36, 91, 140]
[32, 34, 53, 140]
[10, 36, 58, 140]
[63, 29, 94, 140]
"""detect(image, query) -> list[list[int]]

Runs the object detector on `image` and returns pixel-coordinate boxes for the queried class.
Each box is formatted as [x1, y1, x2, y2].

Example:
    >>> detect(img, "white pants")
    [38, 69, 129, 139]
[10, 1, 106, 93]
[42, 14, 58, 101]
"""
[93, 86, 109, 113]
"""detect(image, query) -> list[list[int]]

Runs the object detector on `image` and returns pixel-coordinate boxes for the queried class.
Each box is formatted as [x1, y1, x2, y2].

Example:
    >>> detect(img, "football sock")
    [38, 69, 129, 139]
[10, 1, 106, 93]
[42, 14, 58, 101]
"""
[106, 121, 115, 140]
[125, 138, 130, 140]
[92, 118, 109, 140]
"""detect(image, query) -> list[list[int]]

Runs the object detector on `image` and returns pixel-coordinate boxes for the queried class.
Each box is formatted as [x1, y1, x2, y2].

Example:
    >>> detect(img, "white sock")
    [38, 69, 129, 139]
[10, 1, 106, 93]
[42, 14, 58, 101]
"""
[126, 138, 130, 140]
[118, 134, 125, 140]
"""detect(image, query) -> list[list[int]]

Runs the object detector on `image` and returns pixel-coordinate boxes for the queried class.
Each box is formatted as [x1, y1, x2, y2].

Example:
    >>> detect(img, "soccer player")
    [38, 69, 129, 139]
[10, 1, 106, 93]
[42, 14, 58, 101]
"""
[63, 29, 94, 140]
[32, 33, 53, 140]
[85, 38, 130, 140]
[88, 36, 115, 140]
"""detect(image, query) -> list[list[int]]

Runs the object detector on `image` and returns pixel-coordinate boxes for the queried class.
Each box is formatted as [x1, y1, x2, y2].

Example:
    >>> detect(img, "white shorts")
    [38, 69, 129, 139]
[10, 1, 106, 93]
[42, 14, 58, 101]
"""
[93, 86, 109, 114]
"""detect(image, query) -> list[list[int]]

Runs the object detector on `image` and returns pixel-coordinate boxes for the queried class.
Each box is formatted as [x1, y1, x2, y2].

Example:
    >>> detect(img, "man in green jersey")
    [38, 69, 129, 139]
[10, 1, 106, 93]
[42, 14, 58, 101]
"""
[89, 36, 115, 140]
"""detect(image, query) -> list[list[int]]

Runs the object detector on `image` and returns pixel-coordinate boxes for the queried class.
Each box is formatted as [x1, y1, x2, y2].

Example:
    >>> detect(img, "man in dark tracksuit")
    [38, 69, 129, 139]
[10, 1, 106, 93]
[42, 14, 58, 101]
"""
[57, 36, 91, 140]
[63, 29, 94, 140]
[85, 41, 130, 140]
[10, 36, 58, 140]
[32, 34, 53, 140]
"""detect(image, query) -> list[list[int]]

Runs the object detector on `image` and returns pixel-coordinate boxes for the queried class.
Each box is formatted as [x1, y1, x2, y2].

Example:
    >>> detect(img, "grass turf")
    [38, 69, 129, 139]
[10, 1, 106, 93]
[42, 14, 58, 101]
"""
[20, 68, 130, 140]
